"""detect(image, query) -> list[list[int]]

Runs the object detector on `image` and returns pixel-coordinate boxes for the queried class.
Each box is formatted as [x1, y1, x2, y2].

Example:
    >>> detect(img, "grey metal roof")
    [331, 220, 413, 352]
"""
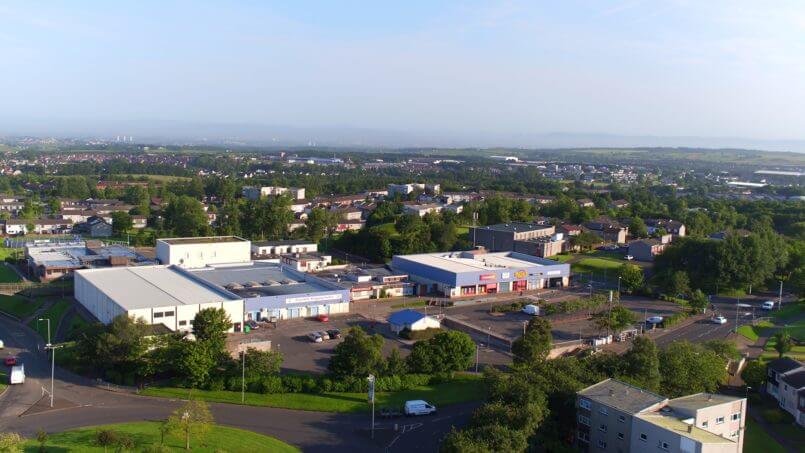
[188, 262, 334, 298]
[77, 265, 238, 310]
[578, 379, 667, 414]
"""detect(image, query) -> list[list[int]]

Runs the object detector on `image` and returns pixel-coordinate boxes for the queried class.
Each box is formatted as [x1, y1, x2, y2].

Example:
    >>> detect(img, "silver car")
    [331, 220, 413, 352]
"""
[307, 332, 323, 343]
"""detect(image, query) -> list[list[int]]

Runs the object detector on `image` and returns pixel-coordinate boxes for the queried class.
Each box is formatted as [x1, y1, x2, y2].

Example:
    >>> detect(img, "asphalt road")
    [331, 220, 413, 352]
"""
[0, 314, 472, 452]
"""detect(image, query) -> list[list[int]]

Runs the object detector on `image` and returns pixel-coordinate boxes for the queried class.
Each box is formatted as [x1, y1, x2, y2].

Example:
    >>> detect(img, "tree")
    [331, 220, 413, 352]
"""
[110, 211, 133, 236]
[629, 217, 648, 238]
[95, 429, 120, 453]
[242, 348, 283, 380]
[74, 315, 153, 383]
[0, 433, 23, 453]
[305, 207, 338, 242]
[623, 336, 660, 391]
[773, 331, 793, 358]
[689, 289, 709, 314]
[665, 271, 690, 297]
[570, 231, 601, 251]
[511, 317, 552, 365]
[163, 195, 210, 237]
[741, 360, 766, 391]
[618, 264, 644, 293]
[592, 305, 637, 335]
[703, 340, 740, 361]
[176, 340, 216, 388]
[167, 400, 213, 451]
[192, 308, 231, 352]
[383, 348, 408, 376]
[659, 341, 727, 397]
[328, 327, 384, 377]
[36, 429, 48, 453]
[407, 331, 475, 373]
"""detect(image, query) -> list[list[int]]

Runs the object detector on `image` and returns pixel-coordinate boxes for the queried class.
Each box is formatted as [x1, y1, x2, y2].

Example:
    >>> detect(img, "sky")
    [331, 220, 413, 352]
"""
[2, 1, 805, 147]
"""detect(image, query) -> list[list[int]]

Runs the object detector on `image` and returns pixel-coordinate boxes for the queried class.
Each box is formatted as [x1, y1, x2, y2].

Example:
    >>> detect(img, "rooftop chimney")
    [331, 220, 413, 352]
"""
[687, 424, 694, 433]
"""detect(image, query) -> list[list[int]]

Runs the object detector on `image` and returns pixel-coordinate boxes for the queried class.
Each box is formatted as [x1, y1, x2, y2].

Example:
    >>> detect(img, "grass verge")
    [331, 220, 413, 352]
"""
[737, 321, 773, 342]
[28, 300, 71, 340]
[744, 417, 788, 453]
[0, 295, 43, 320]
[0, 264, 21, 283]
[21, 421, 299, 453]
[390, 300, 427, 309]
[142, 374, 485, 413]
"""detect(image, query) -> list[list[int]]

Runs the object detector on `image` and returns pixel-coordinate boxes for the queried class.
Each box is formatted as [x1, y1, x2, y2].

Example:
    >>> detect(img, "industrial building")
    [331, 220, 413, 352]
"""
[468, 222, 555, 251]
[188, 262, 349, 321]
[251, 239, 317, 257]
[74, 265, 245, 332]
[156, 236, 251, 268]
[391, 250, 570, 298]
[25, 240, 153, 281]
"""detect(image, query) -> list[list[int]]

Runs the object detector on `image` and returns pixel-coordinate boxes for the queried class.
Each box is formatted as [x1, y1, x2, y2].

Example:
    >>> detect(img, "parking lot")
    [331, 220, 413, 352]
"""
[227, 313, 411, 373]
[443, 294, 684, 343]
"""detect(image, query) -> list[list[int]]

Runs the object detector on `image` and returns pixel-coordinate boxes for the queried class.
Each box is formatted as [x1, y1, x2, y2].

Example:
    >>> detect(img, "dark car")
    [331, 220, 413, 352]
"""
[326, 329, 342, 339]
[4, 356, 17, 366]
[246, 320, 259, 330]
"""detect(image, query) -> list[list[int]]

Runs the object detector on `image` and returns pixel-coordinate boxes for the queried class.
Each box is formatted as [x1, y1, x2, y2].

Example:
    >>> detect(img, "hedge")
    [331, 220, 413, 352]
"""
[661, 310, 690, 328]
[209, 373, 437, 395]
[542, 294, 608, 316]
[400, 327, 442, 340]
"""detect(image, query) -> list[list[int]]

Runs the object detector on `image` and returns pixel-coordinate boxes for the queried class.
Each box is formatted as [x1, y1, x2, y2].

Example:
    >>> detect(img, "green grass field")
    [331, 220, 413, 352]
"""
[571, 257, 623, 277]
[21, 421, 299, 452]
[142, 374, 485, 413]
[549, 254, 574, 263]
[0, 264, 21, 283]
[28, 300, 71, 340]
[0, 295, 43, 320]
[0, 247, 19, 261]
[772, 300, 805, 322]
[0, 369, 7, 393]
[737, 321, 773, 342]
[390, 300, 428, 309]
[372, 222, 399, 237]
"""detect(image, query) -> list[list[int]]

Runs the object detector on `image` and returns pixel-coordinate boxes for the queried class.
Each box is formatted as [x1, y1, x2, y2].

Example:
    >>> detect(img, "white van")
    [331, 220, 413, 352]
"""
[9, 364, 24, 385]
[404, 400, 437, 416]
[0, 339, 4, 349]
[521, 304, 540, 316]
[762, 301, 775, 310]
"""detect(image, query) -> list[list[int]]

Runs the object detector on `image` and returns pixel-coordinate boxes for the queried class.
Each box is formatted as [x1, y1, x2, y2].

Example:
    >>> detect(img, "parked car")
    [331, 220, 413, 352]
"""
[404, 400, 437, 416]
[711, 316, 727, 325]
[521, 304, 540, 316]
[326, 329, 342, 339]
[317, 331, 330, 341]
[646, 316, 664, 325]
[624, 255, 634, 261]
[307, 332, 323, 343]
[246, 320, 260, 330]
[316, 314, 329, 323]
[0, 339, 4, 349]
[4, 356, 17, 366]
[9, 364, 24, 385]
[762, 301, 776, 310]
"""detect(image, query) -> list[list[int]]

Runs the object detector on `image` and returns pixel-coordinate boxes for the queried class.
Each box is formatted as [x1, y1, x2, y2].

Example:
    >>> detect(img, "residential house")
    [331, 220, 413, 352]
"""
[3, 219, 74, 236]
[251, 240, 317, 257]
[646, 219, 687, 237]
[577, 198, 595, 208]
[403, 203, 444, 217]
[73, 216, 113, 238]
[583, 217, 629, 244]
[609, 199, 629, 209]
[766, 358, 805, 426]
[627, 237, 671, 262]
[131, 215, 147, 229]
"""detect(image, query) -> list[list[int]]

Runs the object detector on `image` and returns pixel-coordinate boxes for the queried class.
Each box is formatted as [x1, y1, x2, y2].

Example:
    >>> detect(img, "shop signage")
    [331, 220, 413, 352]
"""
[501, 272, 510, 279]
[514, 270, 528, 279]
[286, 293, 343, 304]
[545, 270, 561, 276]
[479, 273, 496, 281]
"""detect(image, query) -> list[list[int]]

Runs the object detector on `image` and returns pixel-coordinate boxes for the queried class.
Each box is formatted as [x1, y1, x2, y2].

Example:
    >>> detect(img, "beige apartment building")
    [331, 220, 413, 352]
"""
[577, 379, 746, 453]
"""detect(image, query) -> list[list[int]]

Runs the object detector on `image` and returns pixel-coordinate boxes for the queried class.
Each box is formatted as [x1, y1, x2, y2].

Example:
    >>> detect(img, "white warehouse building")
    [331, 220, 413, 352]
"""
[74, 265, 245, 332]
[156, 236, 251, 268]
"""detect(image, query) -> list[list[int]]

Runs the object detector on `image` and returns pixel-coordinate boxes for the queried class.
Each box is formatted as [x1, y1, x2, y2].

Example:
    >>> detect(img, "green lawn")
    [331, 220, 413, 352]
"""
[0, 295, 43, 320]
[772, 300, 805, 322]
[744, 418, 788, 453]
[372, 222, 399, 237]
[737, 321, 773, 342]
[0, 369, 7, 393]
[142, 374, 485, 413]
[0, 246, 19, 261]
[28, 300, 71, 340]
[390, 300, 428, 309]
[21, 421, 299, 453]
[0, 264, 21, 283]
[762, 325, 805, 360]
[66, 314, 91, 338]
[549, 254, 574, 263]
[571, 258, 623, 280]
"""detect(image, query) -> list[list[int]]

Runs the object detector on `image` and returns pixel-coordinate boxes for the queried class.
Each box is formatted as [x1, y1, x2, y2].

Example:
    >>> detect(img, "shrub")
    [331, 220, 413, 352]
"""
[281, 375, 304, 393]
[318, 377, 334, 393]
[543, 294, 607, 315]
[205, 376, 226, 391]
[301, 376, 320, 393]
[399, 327, 443, 341]
[661, 311, 690, 328]
[226, 377, 244, 392]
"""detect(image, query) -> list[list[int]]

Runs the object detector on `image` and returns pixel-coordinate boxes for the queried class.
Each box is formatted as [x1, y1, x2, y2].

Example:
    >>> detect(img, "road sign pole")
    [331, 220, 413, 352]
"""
[368, 374, 376, 440]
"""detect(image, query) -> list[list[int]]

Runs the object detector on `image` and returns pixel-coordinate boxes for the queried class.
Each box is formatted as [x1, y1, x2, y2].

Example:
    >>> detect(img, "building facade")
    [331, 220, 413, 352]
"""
[156, 236, 251, 268]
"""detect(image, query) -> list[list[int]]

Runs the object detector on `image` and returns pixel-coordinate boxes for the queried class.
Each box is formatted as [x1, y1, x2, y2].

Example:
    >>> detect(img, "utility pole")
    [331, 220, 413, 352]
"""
[44, 343, 63, 407]
[37, 318, 51, 345]
[475, 344, 479, 373]
[367, 375, 376, 440]
[617, 277, 621, 296]
[241, 348, 246, 404]
[778, 280, 784, 311]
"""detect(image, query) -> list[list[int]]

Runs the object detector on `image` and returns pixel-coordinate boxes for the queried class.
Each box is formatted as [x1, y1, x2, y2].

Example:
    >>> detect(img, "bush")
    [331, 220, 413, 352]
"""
[206, 376, 226, 391]
[543, 295, 607, 315]
[399, 327, 443, 340]
[661, 311, 690, 328]
[226, 377, 244, 392]
[281, 375, 304, 393]
[490, 300, 528, 313]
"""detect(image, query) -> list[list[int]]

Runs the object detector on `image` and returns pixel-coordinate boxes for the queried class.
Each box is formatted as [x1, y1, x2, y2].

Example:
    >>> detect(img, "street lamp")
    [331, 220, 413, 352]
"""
[37, 318, 51, 345]
[44, 343, 63, 407]
[617, 276, 621, 295]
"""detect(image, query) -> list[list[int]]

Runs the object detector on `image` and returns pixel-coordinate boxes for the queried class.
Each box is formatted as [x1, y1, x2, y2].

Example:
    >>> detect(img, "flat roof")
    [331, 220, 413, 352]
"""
[578, 379, 666, 414]
[668, 393, 743, 411]
[189, 262, 337, 298]
[77, 265, 238, 310]
[474, 222, 552, 233]
[252, 239, 316, 247]
[395, 251, 559, 274]
[637, 414, 735, 444]
[27, 243, 147, 268]
[158, 236, 247, 245]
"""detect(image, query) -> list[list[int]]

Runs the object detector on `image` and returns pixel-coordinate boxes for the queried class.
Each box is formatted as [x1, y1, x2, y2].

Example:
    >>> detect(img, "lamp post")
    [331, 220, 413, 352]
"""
[778, 280, 784, 311]
[241, 348, 246, 404]
[617, 276, 621, 296]
[37, 318, 51, 345]
[367, 374, 376, 440]
[44, 343, 63, 407]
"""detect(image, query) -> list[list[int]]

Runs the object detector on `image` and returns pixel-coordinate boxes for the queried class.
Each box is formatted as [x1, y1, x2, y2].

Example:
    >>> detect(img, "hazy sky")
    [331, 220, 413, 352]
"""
[3, 1, 805, 142]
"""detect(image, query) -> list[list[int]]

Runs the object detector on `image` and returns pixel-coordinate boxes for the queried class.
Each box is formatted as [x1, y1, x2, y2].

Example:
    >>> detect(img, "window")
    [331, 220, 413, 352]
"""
[153, 312, 163, 318]
[639, 433, 647, 442]
[598, 440, 607, 449]
[178, 320, 187, 326]
[599, 424, 607, 433]
[579, 399, 592, 410]
[577, 432, 589, 442]
[716, 416, 725, 425]
[189, 320, 194, 325]
[617, 432, 624, 440]
[701, 421, 709, 428]
[578, 415, 591, 426]
[164, 311, 175, 317]
[731, 413, 740, 421]
[600, 407, 608, 415]
[659, 441, 670, 451]
[618, 415, 626, 423]
[730, 431, 739, 438]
